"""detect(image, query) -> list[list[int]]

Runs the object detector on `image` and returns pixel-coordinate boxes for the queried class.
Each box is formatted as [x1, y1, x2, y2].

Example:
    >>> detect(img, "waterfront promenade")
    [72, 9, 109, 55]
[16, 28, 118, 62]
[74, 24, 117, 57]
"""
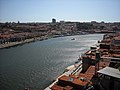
[0, 36, 48, 49]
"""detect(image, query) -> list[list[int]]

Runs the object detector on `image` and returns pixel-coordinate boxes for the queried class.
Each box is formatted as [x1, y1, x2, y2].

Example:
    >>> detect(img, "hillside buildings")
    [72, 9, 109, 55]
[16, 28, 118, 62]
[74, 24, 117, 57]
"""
[0, 19, 120, 48]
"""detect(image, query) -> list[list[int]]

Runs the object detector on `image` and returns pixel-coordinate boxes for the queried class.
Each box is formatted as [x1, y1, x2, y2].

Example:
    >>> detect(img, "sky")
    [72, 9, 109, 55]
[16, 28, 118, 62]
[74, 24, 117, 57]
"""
[0, 0, 120, 23]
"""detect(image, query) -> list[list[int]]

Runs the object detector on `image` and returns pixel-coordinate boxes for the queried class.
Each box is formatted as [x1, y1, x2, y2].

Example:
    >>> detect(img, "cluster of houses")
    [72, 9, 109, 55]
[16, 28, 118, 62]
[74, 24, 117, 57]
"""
[0, 20, 120, 45]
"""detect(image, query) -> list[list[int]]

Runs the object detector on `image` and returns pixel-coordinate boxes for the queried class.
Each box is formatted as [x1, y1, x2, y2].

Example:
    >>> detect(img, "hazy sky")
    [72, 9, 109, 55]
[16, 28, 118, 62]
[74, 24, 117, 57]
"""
[0, 0, 120, 22]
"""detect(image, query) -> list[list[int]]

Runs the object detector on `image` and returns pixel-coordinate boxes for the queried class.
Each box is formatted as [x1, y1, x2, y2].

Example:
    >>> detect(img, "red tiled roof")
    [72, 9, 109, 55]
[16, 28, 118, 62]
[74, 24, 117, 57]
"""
[85, 66, 95, 75]
[51, 84, 63, 90]
[64, 86, 73, 90]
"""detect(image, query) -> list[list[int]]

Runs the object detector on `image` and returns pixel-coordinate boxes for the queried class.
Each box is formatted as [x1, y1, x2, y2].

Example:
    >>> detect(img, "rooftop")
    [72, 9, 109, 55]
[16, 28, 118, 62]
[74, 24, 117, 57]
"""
[97, 66, 120, 79]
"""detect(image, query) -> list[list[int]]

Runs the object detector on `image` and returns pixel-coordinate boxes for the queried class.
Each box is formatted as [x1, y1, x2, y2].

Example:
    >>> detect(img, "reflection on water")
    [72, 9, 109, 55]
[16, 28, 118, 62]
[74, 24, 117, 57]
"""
[0, 34, 103, 90]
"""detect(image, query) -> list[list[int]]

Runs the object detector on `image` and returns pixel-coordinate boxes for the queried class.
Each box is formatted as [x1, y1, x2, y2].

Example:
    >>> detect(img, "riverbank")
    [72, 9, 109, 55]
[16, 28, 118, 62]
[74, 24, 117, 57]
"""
[0, 31, 116, 49]
[0, 33, 87, 49]
[0, 36, 49, 49]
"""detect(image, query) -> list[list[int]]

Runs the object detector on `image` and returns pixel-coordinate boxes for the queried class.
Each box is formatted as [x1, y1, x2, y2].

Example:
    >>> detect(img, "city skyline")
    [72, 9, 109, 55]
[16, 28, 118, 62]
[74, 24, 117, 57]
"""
[0, 0, 120, 23]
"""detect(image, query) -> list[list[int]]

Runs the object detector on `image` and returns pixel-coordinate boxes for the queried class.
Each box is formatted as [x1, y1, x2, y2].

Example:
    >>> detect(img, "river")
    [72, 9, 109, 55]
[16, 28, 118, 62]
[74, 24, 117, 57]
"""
[0, 34, 103, 90]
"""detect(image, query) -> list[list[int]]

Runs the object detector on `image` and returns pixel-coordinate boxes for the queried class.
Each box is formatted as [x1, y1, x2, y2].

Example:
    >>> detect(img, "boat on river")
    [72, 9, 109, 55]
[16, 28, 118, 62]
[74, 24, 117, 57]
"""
[71, 38, 75, 40]
[24, 87, 29, 90]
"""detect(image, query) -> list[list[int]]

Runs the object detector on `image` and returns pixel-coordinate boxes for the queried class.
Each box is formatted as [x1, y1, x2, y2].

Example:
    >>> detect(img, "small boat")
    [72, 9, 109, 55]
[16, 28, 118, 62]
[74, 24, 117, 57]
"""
[71, 38, 75, 40]
[24, 87, 30, 90]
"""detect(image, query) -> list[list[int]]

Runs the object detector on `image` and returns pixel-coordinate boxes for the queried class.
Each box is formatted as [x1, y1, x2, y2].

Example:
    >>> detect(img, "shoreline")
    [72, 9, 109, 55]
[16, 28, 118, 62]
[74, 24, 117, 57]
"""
[0, 36, 49, 49]
[0, 32, 113, 49]
[0, 33, 87, 49]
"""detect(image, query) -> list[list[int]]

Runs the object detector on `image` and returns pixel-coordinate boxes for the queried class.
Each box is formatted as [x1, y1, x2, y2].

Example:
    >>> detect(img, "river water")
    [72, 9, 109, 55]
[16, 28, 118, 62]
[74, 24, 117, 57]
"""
[0, 34, 103, 90]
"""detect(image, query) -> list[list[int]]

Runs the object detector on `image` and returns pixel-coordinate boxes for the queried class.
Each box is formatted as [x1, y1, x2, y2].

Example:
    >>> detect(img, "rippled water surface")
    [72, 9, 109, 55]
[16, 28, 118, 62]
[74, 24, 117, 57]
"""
[0, 34, 103, 90]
